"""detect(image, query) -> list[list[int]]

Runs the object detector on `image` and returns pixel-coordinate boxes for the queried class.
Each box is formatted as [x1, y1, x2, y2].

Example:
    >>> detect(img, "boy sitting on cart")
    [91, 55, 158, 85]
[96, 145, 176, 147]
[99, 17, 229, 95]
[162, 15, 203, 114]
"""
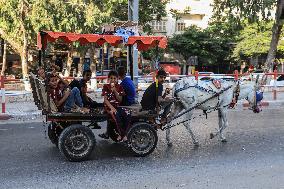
[47, 73, 89, 113]
[69, 70, 103, 109]
[99, 71, 131, 142]
[141, 69, 173, 126]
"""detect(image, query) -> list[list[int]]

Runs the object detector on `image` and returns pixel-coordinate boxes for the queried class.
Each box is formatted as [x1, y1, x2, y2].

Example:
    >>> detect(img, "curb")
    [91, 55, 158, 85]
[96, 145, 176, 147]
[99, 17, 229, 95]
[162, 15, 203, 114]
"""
[243, 101, 269, 107]
[0, 114, 13, 120]
[0, 111, 41, 121]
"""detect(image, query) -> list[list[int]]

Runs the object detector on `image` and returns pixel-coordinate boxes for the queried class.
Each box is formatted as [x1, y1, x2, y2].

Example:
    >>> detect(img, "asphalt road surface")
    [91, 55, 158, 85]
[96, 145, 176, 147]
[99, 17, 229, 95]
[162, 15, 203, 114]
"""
[0, 107, 284, 189]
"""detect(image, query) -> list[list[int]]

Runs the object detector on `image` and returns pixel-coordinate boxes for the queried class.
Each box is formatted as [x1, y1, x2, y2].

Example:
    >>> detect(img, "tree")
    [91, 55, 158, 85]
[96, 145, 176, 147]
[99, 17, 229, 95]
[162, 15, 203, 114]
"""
[110, 0, 168, 33]
[212, 0, 284, 70]
[0, 0, 113, 77]
[168, 25, 234, 73]
[0, 0, 168, 77]
[233, 21, 284, 62]
[1, 39, 7, 75]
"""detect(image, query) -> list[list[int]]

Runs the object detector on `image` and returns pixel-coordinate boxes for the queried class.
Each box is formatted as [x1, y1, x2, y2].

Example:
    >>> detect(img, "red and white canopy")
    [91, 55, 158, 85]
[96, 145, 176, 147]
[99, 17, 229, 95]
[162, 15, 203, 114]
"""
[37, 31, 167, 51]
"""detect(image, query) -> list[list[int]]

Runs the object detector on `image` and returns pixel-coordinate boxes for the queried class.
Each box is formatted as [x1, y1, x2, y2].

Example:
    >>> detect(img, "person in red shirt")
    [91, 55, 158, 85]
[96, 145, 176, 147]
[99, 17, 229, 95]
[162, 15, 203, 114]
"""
[101, 71, 125, 114]
[99, 71, 130, 141]
[47, 73, 89, 113]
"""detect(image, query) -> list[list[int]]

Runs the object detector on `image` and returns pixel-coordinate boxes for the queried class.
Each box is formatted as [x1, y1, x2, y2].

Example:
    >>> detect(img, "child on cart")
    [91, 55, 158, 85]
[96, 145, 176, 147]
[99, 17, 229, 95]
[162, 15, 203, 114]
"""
[47, 73, 89, 113]
[81, 83, 104, 110]
[99, 71, 131, 142]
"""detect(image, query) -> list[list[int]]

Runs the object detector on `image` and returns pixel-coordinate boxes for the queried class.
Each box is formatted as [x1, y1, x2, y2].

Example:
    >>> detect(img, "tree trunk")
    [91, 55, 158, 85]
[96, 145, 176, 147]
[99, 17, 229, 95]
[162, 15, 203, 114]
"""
[0, 29, 22, 54]
[1, 40, 7, 76]
[90, 45, 96, 74]
[21, 33, 28, 78]
[65, 45, 74, 77]
[265, 0, 284, 71]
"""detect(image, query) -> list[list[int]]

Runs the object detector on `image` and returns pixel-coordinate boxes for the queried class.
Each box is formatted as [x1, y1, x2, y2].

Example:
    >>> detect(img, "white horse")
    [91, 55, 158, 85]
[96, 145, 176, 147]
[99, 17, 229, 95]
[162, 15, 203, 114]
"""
[165, 77, 263, 146]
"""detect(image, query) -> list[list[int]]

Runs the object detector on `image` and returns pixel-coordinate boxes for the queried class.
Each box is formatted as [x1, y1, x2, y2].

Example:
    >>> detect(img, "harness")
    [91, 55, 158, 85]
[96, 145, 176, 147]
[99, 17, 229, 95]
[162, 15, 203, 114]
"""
[162, 85, 234, 131]
[174, 83, 219, 96]
[229, 82, 240, 108]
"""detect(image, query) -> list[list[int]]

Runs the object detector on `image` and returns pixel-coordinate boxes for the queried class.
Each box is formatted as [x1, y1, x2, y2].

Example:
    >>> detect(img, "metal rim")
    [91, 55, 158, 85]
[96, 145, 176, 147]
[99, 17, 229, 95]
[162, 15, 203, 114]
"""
[63, 129, 91, 157]
[129, 128, 155, 154]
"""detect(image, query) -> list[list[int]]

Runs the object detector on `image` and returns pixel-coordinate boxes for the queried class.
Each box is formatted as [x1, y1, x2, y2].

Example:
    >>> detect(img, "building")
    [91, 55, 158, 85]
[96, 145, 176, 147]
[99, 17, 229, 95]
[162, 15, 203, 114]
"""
[149, 0, 214, 74]
[151, 0, 214, 37]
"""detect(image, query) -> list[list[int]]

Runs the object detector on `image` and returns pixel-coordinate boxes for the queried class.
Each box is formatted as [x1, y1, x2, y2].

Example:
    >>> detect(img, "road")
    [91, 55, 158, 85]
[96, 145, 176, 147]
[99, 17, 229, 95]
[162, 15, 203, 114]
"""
[0, 107, 284, 189]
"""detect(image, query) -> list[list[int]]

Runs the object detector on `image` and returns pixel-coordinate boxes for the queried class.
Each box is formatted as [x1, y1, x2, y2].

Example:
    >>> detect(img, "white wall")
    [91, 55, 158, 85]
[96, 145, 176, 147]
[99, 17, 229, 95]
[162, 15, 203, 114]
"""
[154, 0, 214, 36]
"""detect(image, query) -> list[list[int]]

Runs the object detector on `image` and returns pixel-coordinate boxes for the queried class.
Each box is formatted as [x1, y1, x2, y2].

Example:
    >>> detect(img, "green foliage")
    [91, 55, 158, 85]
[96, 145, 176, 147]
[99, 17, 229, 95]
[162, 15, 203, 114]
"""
[213, 0, 276, 23]
[212, 0, 284, 68]
[168, 25, 234, 67]
[233, 21, 284, 59]
[169, 6, 191, 21]
[0, 0, 112, 53]
[0, 0, 168, 51]
[110, 0, 168, 33]
[142, 47, 165, 61]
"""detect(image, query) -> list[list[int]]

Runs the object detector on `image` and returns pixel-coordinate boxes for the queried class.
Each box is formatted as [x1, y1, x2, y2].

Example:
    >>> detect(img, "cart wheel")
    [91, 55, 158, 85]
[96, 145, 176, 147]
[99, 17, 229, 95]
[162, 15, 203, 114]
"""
[58, 124, 95, 162]
[47, 122, 62, 147]
[127, 122, 158, 157]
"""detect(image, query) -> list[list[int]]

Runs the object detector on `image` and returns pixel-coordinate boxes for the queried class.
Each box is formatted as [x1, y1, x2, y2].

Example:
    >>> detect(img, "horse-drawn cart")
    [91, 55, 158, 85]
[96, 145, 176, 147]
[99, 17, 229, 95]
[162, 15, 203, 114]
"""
[31, 31, 167, 161]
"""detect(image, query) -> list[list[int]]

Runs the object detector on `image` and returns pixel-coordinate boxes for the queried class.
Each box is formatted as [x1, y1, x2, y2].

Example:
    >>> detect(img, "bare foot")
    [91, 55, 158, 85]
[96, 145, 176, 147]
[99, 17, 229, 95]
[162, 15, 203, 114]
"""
[122, 136, 127, 141]
[117, 135, 122, 141]
[80, 107, 90, 114]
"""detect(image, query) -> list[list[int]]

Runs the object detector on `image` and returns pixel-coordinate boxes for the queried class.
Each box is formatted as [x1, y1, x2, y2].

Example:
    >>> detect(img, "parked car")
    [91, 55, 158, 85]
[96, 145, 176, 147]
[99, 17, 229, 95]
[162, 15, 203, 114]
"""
[212, 75, 235, 81]
[269, 75, 284, 86]
[198, 72, 214, 81]
[140, 72, 171, 83]
[199, 74, 235, 81]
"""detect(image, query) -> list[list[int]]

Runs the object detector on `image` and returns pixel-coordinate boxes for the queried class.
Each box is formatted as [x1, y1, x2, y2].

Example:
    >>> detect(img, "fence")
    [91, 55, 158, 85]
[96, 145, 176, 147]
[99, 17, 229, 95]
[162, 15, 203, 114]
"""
[1, 70, 284, 114]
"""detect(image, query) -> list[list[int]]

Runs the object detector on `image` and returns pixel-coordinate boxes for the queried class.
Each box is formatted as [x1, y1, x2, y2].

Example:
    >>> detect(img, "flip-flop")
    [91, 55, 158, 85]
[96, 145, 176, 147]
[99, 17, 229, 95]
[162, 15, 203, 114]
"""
[98, 133, 109, 139]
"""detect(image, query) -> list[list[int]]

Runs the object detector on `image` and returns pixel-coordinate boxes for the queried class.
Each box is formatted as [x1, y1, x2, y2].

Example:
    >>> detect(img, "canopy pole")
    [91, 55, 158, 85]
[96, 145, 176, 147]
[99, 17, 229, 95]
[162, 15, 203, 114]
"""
[40, 31, 50, 114]
[128, 0, 139, 85]
[128, 45, 134, 80]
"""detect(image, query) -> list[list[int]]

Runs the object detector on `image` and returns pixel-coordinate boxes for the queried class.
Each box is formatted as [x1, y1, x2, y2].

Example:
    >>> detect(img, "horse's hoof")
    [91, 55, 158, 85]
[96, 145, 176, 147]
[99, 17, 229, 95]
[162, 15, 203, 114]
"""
[167, 142, 173, 147]
[193, 142, 199, 147]
[210, 133, 214, 139]
[221, 139, 227, 143]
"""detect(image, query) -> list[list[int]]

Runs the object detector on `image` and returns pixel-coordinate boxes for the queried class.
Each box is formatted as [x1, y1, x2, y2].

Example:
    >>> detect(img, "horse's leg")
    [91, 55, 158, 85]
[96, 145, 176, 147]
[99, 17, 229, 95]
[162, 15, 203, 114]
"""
[219, 108, 228, 142]
[210, 108, 227, 142]
[165, 127, 172, 146]
[183, 111, 199, 146]
[165, 102, 183, 146]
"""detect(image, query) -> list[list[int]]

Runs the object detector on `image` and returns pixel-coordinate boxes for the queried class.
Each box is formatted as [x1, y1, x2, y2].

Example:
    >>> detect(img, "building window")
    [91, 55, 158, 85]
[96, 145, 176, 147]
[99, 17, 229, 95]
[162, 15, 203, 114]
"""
[177, 23, 186, 31]
[151, 20, 167, 32]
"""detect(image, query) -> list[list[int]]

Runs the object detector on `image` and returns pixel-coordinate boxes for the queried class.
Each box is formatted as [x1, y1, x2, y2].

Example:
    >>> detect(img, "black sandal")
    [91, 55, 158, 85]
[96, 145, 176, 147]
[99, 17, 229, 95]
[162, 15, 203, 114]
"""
[89, 122, 101, 129]
[98, 133, 109, 139]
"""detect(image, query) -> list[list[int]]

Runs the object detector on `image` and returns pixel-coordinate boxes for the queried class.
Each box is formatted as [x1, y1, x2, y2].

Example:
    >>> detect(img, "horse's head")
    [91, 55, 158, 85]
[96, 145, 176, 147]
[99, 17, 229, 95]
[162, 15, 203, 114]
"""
[242, 76, 263, 113]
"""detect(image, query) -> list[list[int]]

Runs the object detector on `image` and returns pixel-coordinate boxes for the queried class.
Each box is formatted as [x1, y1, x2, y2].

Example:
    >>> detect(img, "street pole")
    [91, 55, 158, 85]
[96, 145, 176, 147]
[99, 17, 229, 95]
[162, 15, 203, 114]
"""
[128, 0, 139, 85]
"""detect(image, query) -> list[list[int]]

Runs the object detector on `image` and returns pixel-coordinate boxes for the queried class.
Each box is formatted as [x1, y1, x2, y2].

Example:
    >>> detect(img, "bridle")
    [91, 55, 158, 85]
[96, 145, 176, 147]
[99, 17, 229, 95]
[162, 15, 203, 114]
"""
[229, 81, 240, 108]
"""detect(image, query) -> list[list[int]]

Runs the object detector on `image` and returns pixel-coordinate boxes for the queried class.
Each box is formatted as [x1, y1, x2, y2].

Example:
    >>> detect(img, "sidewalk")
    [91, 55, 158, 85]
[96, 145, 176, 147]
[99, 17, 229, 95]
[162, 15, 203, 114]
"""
[1, 91, 284, 122]
[0, 101, 42, 122]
